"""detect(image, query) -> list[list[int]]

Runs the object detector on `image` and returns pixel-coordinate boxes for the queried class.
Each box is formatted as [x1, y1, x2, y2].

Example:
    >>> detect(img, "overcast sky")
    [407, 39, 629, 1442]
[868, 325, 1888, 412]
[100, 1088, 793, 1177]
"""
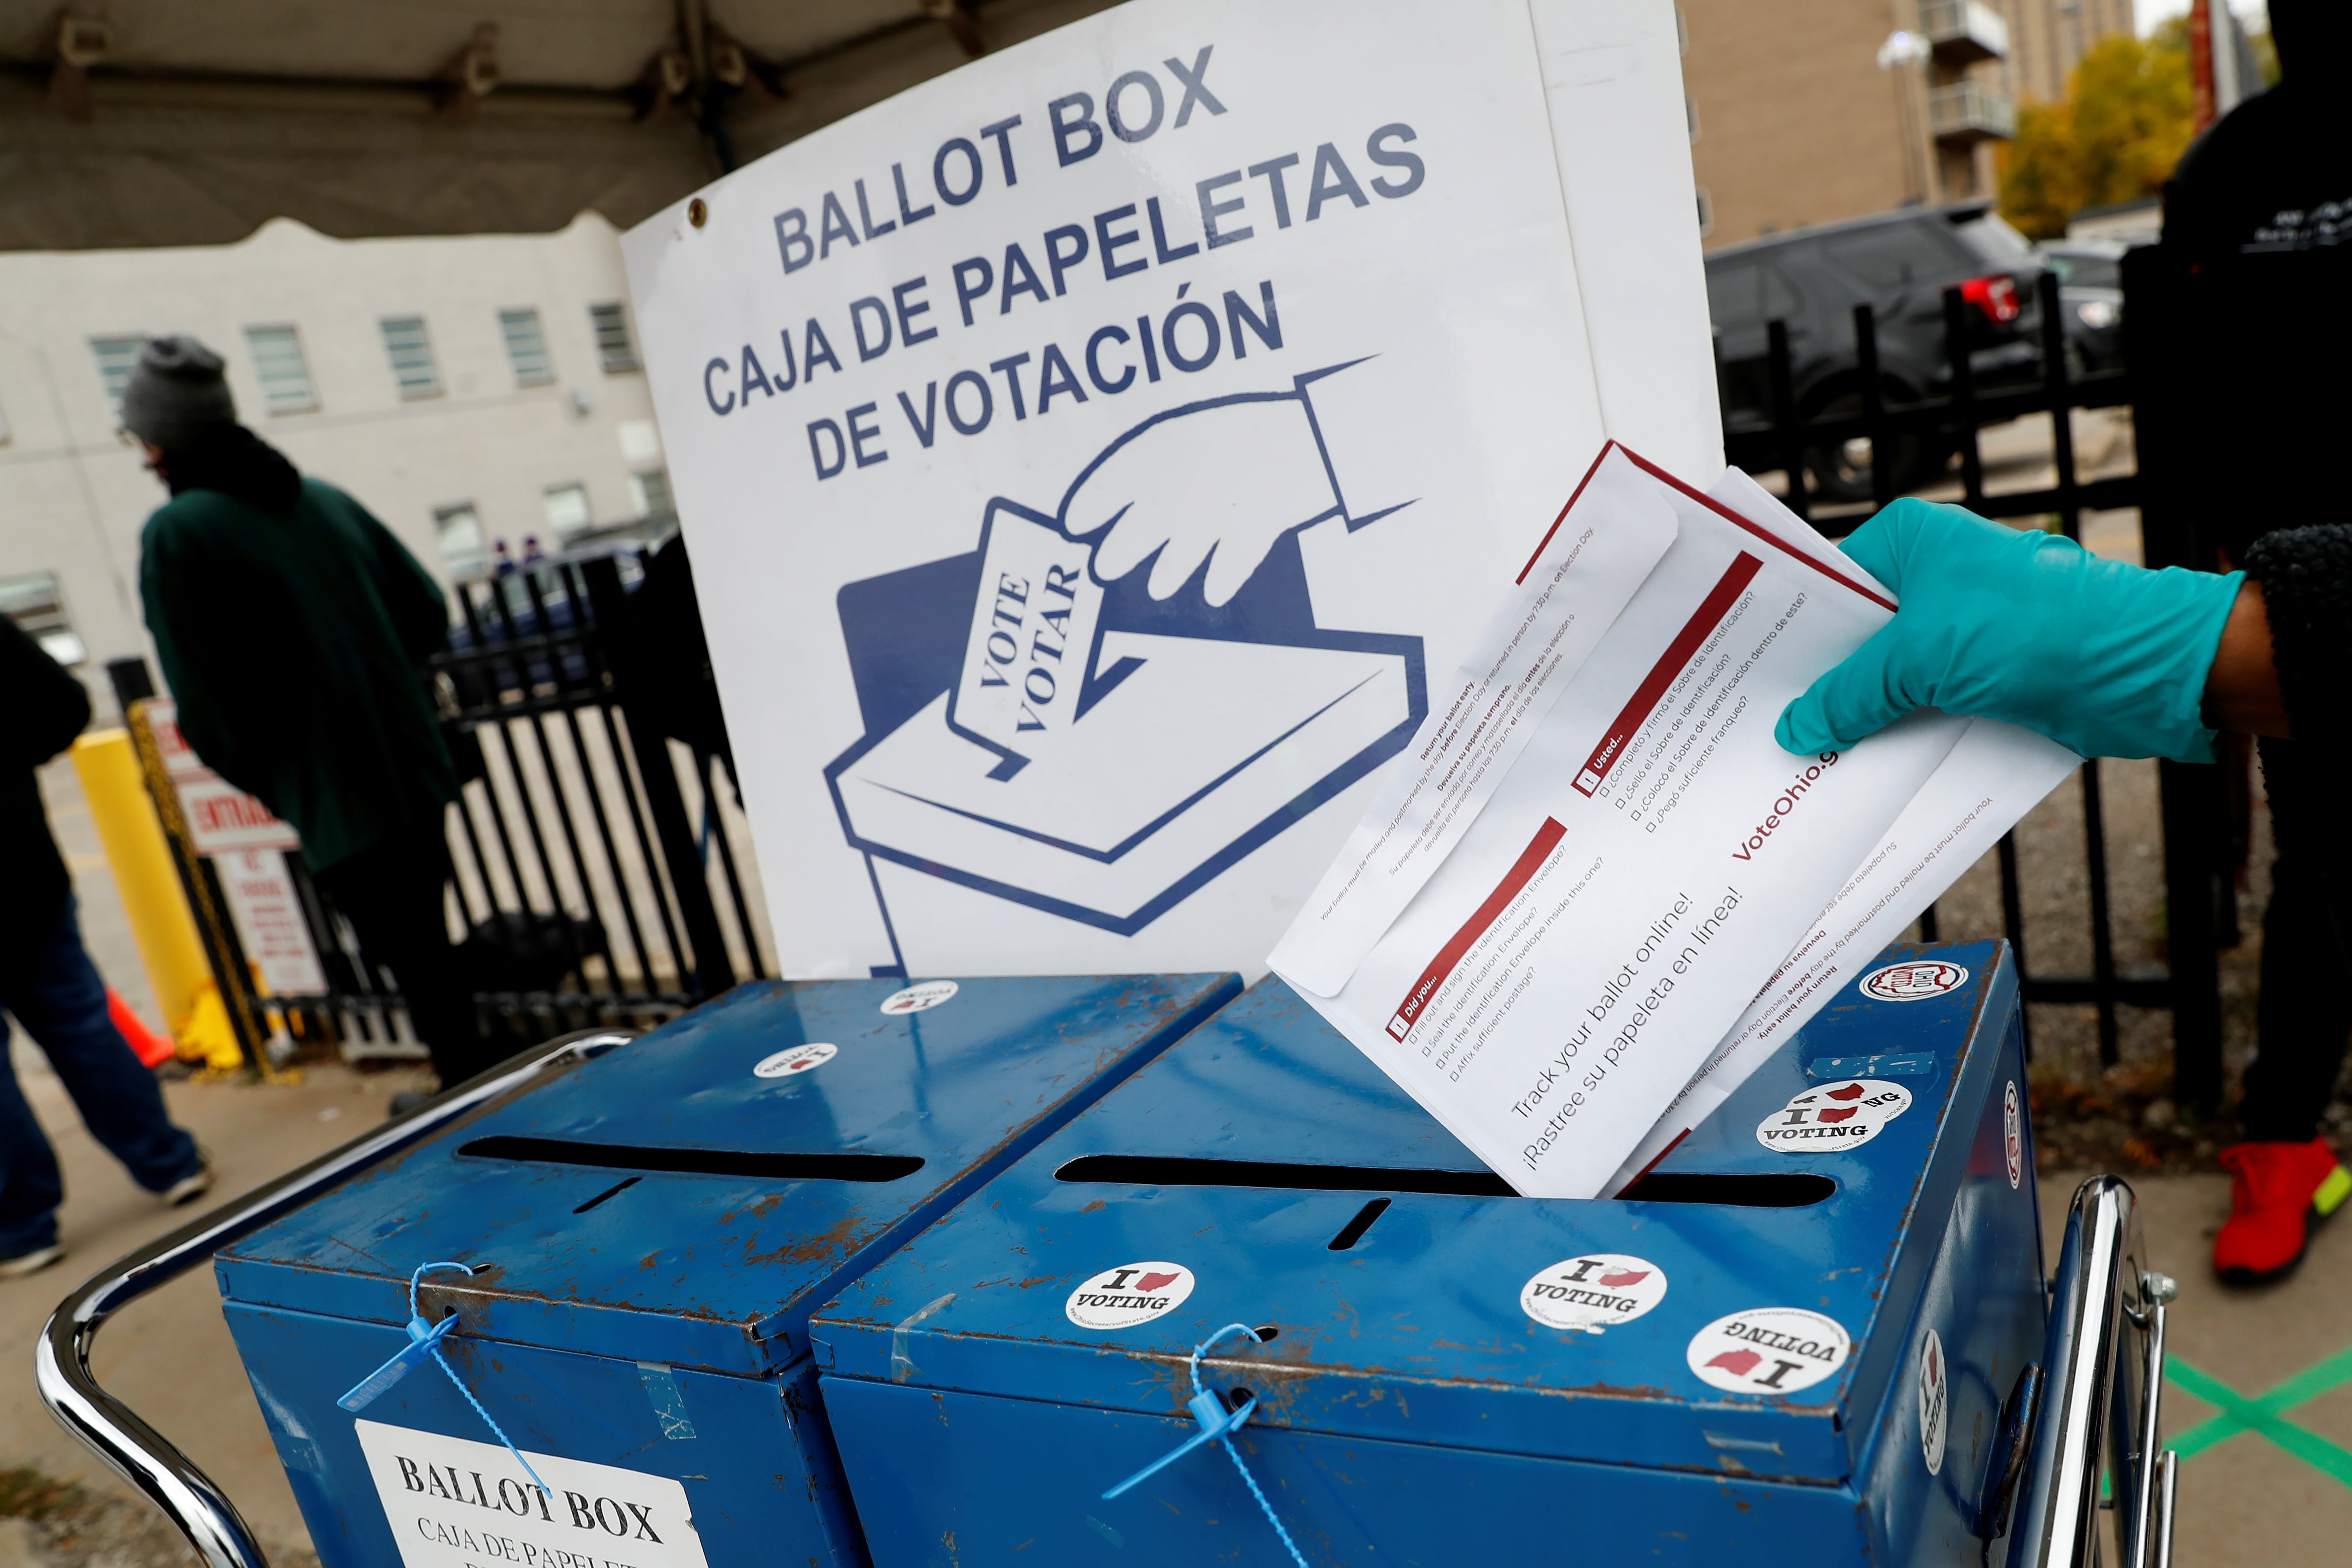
[2133, 0, 2267, 33]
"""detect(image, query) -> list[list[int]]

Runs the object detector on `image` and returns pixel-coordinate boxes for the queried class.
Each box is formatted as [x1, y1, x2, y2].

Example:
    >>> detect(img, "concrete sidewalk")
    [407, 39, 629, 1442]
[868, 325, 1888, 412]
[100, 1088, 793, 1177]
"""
[2067, 1172, 2352, 1562]
[0, 1060, 424, 1568]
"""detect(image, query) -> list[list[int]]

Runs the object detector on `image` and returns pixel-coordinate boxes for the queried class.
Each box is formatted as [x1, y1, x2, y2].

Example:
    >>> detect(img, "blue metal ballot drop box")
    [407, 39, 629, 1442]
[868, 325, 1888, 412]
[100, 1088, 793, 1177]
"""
[810, 943, 2172, 1566]
[210, 973, 1240, 1568]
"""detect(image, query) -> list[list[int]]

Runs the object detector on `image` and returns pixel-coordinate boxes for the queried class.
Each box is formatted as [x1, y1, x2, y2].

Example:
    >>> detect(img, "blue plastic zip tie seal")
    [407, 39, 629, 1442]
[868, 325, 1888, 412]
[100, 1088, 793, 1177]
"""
[1102, 1322, 1310, 1568]
[338, 1261, 550, 1496]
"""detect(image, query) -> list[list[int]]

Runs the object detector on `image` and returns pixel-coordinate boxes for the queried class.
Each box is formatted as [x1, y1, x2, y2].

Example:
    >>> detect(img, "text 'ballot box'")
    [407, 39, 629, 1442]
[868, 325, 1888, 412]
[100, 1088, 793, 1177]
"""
[811, 943, 2041, 1567]
[213, 973, 1240, 1568]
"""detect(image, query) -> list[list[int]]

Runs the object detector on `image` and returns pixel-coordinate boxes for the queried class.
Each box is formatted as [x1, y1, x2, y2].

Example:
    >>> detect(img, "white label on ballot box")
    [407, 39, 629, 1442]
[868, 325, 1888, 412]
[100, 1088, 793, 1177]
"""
[355, 1421, 710, 1568]
[1271, 445, 1963, 1198]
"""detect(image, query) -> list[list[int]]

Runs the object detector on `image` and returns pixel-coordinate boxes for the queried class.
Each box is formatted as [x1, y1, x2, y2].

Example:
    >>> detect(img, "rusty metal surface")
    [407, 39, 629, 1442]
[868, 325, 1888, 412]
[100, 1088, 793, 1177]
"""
[811, 943, 2047, 1563]
[214, 972, 1241, 1376]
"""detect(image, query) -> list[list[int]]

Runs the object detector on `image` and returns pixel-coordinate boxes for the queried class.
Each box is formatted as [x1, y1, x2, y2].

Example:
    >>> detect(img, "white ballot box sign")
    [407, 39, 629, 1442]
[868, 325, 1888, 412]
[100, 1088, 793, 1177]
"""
[1271, 445, 1966, 1198]
[623, 0, 1712, 979]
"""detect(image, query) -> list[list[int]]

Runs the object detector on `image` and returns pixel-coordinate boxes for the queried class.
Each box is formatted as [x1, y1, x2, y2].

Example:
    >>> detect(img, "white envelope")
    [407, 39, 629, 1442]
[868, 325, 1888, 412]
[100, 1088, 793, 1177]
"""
[1271, 443, 1967, 1197]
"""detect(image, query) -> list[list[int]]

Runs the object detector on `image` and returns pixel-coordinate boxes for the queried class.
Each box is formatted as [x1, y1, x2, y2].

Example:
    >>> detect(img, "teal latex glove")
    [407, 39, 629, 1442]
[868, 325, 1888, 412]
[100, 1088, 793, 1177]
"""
[1775, 498, 2245, 763]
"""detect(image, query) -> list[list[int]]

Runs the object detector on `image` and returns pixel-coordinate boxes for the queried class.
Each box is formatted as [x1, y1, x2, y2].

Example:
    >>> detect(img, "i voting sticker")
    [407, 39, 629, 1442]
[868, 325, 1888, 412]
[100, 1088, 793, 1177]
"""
[1755, 1080, 1913, 1152]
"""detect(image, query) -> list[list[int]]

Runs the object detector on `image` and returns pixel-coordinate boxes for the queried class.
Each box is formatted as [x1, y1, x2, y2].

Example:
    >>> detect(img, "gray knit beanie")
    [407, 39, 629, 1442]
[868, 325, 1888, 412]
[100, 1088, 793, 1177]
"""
[120, 335, 237, 450]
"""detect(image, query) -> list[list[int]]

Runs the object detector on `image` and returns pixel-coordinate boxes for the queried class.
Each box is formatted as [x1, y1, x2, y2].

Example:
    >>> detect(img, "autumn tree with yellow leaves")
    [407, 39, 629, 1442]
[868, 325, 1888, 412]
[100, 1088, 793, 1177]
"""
[1998, 24, 2197, 239]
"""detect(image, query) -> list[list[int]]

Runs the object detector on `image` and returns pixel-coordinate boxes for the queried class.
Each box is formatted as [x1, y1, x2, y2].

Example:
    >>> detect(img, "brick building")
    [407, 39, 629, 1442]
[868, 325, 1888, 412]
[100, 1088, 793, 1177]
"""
[1681, 0, 2135, 248]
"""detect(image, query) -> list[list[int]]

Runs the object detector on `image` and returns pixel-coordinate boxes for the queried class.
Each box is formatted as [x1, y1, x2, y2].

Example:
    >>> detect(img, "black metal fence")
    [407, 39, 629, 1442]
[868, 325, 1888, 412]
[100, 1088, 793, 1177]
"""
[119, 550, 768, 1070]
[429, 551, 767, 1034]
[1720, 264, 2225, 1106]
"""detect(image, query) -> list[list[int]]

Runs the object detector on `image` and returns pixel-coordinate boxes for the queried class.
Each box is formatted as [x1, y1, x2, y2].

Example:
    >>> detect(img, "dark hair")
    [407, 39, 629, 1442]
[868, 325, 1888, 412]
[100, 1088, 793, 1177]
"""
[160, 424, 302, 514]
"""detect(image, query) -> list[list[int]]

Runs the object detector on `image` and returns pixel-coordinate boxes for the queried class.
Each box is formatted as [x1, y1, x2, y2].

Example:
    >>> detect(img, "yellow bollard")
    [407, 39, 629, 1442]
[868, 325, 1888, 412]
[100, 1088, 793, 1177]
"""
[177, 980, 250, 1074]
[71, 729, 211, 1045]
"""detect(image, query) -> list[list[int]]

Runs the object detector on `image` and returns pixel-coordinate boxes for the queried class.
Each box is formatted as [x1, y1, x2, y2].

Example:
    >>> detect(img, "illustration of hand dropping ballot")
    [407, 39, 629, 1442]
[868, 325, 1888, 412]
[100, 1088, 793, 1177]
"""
[826, 365, 1427, 937]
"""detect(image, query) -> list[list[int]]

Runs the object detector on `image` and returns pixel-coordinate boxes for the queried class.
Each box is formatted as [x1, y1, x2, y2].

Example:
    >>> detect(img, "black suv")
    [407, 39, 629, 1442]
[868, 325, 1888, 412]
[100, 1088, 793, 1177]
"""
[1707, 202, 2046, 499]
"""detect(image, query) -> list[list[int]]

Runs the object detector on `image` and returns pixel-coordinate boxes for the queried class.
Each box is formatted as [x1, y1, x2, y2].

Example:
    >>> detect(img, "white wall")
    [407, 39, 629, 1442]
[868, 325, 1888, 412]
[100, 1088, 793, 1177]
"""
[0, 213, 666, 714]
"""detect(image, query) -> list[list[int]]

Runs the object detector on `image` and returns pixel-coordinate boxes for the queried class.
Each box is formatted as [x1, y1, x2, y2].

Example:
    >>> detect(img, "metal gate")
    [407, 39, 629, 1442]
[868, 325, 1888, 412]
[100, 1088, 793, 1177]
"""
[112, 550, 769, 1072]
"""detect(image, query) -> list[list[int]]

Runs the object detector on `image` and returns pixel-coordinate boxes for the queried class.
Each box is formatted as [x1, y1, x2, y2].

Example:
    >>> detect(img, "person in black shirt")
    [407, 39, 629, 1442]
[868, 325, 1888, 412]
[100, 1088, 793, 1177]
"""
[0, 618, 211, 1278]
[1776, 483, 2352, 1286]
[2158, 0, 2352, 1280]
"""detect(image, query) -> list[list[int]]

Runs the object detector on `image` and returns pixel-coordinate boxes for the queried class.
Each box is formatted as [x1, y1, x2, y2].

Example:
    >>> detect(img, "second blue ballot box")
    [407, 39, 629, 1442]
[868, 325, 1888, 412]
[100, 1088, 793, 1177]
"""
[210, 972, 1240, 1568]
[811, 943, 2086, 1566]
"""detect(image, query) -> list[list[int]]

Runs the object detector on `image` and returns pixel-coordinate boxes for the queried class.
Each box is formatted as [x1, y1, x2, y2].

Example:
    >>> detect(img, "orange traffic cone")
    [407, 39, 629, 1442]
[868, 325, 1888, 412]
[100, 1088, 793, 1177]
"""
[108, 989, 175, 1068]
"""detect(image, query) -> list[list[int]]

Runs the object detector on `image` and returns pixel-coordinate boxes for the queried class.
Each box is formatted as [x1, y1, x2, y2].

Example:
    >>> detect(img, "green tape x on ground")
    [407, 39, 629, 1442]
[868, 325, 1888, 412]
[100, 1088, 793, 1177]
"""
[2165, 1346, 2352, 1489]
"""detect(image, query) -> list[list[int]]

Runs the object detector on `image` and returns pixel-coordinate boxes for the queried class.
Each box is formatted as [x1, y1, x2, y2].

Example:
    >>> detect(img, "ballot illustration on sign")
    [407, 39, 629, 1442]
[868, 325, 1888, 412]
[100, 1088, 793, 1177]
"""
[825, 362, 1426, 937]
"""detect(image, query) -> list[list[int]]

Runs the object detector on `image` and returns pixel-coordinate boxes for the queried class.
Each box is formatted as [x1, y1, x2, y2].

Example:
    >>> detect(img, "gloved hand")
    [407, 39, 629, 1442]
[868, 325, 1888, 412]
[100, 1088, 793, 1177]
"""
[1775, 498, 2245, 762]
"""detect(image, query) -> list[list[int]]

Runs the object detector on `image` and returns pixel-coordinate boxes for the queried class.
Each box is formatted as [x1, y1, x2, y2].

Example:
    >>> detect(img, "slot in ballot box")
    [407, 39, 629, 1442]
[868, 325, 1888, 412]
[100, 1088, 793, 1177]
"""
[211, 973, 1240, 1568]
[810, 943, 2057, 1566]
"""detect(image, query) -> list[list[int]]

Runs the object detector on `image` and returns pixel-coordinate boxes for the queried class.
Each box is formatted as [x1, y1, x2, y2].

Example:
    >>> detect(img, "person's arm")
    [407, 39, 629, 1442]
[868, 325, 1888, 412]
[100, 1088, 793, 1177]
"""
[333, 484, 450, 667]
[2200, 581, 2287, 738]
[2232, 523, 2352, 745]
[140, 513, 267, 796]
[327, 484, 454, 667]
[0, 613, 91, 769]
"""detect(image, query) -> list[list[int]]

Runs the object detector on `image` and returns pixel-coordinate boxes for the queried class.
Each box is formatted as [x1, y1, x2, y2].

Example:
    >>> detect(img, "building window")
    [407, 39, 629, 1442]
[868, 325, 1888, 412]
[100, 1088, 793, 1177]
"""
[0, 572, 85, 665]
[435, 503, 488, 579]
[243, 325, 318, 414]
[588, 303, 640, 373]
[617, 418, 662, 465]
[379, 315, 442, 399]
[1696, 186, 1714, 239]
[542, 482, 592, 542]
[630, 468, 675, 523]
[90, 335, 146, 418]
[1686, 95, 1699, 143]
[498, 307, 554, 387]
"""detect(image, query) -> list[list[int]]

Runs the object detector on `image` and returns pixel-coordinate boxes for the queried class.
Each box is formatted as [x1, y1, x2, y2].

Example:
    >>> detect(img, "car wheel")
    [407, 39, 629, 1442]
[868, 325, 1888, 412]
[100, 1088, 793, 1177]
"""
[1800, 384, 1947, 505]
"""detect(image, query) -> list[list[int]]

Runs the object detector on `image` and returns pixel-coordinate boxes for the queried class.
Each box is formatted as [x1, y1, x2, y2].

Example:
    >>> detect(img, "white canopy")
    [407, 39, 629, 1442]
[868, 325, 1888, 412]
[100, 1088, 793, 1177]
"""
[0, 0, 1113, 250]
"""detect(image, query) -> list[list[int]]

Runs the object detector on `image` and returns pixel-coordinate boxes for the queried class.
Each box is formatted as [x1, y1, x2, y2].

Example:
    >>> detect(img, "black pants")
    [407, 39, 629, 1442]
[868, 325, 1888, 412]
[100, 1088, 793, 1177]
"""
[315, 820, 498, 1088]
[2241, 740, 2352, 1142]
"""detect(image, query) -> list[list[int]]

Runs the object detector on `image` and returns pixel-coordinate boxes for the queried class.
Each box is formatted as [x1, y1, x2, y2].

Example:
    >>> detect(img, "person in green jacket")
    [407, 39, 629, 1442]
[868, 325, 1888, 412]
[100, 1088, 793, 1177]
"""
[125, 336, 491, 1089]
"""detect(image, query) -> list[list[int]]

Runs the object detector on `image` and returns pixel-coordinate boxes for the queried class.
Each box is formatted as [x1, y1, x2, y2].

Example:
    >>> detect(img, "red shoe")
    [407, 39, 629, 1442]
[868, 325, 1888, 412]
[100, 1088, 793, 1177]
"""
[2214, 1138, 2352, 1282]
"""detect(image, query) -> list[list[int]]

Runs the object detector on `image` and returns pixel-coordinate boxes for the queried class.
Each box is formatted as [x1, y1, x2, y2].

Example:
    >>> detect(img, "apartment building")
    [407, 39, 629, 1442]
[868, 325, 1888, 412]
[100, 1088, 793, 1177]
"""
[0, 214, 671, 712]
[1682, 0, 2135, 247]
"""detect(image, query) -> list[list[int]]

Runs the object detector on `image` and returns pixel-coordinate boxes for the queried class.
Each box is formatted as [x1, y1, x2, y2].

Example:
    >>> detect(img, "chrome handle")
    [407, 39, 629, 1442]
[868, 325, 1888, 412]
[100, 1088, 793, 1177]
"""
[2118, 1281, 2170, 1568]
[35, 1030, 633, 1568]
[2151, 1449, 2177, 1568]
[2004, 1175, 2175, 1568]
